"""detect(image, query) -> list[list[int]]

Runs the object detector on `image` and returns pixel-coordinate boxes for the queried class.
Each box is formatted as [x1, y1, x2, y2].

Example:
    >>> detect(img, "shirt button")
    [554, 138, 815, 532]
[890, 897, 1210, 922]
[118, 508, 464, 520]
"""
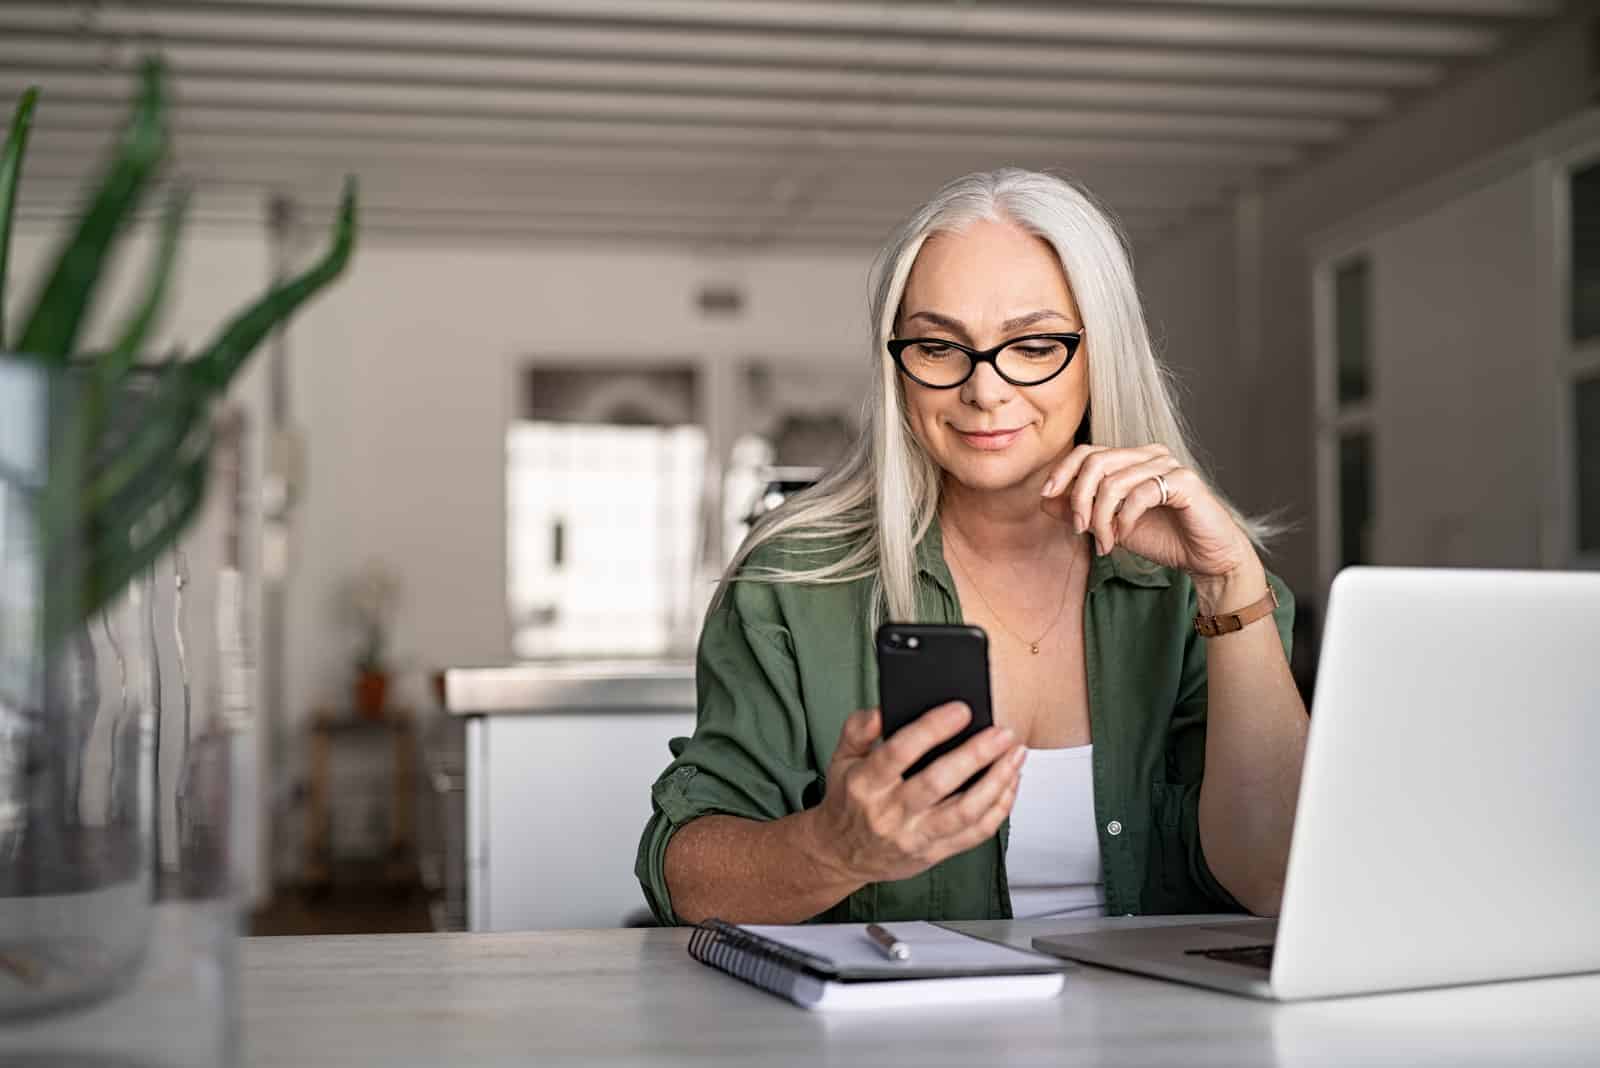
[1106, 820, 1123, 836]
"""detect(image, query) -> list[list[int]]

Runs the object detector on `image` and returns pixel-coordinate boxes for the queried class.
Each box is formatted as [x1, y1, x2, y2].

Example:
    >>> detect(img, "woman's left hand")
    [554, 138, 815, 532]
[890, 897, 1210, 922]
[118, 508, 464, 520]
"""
[1039, 443, 1257, 583]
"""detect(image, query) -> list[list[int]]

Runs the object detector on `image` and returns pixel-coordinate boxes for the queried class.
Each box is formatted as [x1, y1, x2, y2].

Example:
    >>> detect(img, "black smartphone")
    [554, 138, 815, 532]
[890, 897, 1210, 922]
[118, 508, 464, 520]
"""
[875, 622, 996, 786]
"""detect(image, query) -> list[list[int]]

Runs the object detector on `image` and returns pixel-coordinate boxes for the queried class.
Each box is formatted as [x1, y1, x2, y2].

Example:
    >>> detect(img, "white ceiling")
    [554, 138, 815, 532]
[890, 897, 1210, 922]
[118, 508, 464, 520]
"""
[0, 0, 1574, 250]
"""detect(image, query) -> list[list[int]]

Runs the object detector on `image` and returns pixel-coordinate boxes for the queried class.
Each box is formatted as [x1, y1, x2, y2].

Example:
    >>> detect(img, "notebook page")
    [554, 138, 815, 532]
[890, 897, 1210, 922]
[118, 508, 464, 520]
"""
[806, 972, 1065, 1011]
[742, 922, 1058, 976]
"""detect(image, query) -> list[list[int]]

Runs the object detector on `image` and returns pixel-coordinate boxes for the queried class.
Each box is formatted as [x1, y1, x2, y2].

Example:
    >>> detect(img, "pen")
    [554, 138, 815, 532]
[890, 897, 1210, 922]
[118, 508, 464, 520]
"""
[866, 923, 911, 962]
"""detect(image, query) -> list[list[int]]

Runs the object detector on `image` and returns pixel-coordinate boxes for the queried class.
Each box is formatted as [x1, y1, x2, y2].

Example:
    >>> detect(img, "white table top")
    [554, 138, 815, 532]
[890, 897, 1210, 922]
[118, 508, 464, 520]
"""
[242, 916, 1600, 1067]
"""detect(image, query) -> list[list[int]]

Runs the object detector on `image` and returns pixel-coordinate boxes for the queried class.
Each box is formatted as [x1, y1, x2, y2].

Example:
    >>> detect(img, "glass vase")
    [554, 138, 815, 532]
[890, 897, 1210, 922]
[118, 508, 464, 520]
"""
[0, 353, 250, 1066]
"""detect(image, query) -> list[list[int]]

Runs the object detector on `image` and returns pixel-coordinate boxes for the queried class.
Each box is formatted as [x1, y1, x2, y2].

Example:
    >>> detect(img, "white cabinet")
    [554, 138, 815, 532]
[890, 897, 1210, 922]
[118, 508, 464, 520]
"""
[448, 663, 695, 930]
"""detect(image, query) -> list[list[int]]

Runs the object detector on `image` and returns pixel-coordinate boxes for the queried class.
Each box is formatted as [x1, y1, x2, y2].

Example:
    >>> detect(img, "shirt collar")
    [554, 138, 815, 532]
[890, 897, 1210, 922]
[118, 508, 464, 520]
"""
[916, 515, 1171, 596]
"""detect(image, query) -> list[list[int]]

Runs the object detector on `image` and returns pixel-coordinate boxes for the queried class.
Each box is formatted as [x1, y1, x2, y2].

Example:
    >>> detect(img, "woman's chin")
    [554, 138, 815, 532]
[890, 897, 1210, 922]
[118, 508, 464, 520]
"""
[942, 455, 1045, 495]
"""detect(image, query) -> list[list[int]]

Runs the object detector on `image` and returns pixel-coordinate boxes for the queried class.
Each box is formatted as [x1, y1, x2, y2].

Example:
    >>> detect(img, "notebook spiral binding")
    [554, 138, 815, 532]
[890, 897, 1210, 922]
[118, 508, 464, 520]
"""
[688, 919, 830, 1000]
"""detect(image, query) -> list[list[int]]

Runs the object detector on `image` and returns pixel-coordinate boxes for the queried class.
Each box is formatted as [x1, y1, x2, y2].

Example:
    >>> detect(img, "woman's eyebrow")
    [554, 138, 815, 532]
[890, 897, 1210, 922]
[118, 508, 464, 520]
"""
[903, 309, 1072, 336]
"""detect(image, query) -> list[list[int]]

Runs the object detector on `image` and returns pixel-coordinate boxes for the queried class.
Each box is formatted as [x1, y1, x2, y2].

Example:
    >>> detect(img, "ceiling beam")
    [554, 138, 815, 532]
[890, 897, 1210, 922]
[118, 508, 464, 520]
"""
[13, 157, 1214, 211]
[21, 131, 1270, 195]
[0, 41, 1397, 119]
[110, 0, 1503, 57]
[0, 74, 1350, 145]
[1110, 0, 1559, 13]
[16, 103, 1309, 166]
[12, 181, 1186, 228]
[15, 198, 1170, 252]
[0, 10, 1451, 88]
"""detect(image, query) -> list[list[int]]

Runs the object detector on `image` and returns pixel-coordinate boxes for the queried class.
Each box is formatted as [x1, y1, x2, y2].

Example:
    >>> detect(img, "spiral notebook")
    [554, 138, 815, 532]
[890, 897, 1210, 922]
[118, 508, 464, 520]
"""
[687, 920, 1069, 1010]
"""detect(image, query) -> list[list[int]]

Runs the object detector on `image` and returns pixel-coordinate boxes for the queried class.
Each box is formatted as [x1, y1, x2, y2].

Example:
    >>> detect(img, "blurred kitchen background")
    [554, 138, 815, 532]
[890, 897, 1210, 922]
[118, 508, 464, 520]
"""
[0, 0, 1594, 935]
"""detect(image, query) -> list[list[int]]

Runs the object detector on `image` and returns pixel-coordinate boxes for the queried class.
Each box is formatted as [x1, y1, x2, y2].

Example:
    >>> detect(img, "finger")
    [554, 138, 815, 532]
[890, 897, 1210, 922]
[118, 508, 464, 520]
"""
[919, 744, 1024, 837]
[834, 708, 882, 762]
[926, 774, 1020, 863]
[1040, 443, 1102, 498]
[1152, 465, 1203, 509]
[1109, 476, 1166, 545]
[1111, 472, 1172, 544]
[873, 701, 972, 780]
[897, 725, 1017, 811]
[1040, 488, 1074, 526]
[1068, 445, 1166, 542]
[1090, 455, 1182, 554]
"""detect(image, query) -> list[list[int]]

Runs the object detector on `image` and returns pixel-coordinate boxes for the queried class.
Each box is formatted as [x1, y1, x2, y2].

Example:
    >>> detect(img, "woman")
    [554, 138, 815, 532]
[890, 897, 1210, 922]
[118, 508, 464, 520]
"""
[636, 169, 1308, 925]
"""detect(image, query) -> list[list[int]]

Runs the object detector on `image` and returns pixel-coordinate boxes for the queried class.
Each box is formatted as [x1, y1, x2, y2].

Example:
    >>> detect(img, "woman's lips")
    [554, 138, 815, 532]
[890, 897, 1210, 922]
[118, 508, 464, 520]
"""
[955, 427, 1024, 450]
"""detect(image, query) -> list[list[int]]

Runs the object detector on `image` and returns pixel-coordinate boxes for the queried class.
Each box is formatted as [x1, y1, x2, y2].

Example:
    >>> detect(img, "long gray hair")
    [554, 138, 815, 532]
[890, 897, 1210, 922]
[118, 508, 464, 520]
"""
[721, 168, 1270, 623]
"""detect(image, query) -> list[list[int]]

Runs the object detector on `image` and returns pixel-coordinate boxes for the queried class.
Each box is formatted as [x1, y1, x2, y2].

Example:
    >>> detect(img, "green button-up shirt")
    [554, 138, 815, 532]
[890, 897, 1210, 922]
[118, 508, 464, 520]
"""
[636, 519, 1293, 924]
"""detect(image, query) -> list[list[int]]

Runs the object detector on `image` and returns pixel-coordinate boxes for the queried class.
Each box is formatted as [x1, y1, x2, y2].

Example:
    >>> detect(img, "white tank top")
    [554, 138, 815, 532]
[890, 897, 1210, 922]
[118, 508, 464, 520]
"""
[1006, 744, 1107, 919]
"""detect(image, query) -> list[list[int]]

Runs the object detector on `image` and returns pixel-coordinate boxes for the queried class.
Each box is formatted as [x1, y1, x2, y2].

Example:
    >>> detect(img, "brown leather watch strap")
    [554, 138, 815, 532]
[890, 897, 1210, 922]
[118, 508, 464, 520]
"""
[1194, 583, 1280, 638]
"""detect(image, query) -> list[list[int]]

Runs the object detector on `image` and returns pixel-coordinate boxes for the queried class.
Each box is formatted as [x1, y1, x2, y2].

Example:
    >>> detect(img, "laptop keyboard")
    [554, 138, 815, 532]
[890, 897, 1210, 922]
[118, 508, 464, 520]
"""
[1185, 944, 1275, 970]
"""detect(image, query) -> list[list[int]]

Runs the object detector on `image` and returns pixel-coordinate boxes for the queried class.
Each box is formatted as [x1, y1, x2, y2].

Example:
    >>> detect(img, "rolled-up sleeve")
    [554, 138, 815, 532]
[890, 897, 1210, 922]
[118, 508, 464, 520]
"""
[1155, 571, 1295, 913]
[635, 578, 822, 924]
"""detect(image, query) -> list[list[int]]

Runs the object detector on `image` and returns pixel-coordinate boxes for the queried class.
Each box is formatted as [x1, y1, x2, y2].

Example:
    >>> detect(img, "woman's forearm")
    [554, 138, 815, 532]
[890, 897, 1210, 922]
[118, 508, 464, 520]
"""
[663, 810, 865, 925]
[1194, 561, 1310, 916]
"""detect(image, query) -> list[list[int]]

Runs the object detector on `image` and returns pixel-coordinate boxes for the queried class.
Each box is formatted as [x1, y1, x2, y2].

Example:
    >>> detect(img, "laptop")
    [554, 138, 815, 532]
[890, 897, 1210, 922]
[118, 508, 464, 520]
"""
[1034, 567, 1600, 1000]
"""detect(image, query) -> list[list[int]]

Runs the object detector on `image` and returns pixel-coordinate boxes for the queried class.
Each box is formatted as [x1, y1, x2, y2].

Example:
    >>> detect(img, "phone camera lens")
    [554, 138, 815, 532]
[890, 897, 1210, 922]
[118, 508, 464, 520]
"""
[906, 636, 920, 649]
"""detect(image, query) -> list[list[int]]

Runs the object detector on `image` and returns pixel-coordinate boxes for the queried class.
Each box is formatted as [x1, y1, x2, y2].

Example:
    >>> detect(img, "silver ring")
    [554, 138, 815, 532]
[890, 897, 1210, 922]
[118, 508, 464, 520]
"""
[1154, 473, 1170, 506]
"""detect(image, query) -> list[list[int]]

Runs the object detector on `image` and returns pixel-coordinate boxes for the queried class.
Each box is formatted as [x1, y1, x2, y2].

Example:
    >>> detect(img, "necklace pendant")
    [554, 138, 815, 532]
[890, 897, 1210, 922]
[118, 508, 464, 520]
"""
[1030, 642, 1040, 655]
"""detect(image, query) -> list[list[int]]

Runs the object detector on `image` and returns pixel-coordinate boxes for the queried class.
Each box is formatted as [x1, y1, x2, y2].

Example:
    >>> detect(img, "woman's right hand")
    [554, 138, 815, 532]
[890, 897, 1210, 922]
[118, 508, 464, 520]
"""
[805, 704, 1026, 887]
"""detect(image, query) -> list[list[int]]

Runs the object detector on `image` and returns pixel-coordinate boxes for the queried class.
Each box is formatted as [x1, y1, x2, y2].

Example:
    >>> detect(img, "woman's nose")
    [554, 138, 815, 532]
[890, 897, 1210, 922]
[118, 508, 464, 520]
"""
[959, 360, 1014, 409]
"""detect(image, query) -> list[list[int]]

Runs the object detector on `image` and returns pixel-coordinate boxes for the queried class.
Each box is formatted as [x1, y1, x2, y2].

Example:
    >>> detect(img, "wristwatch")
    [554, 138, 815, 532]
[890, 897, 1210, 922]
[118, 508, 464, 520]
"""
[1194, 584, 1279, 638]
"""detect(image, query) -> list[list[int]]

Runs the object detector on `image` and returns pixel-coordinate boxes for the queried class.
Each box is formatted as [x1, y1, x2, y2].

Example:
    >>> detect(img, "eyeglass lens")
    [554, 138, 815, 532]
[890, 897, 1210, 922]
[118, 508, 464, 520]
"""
[899, 336, 1073, 386]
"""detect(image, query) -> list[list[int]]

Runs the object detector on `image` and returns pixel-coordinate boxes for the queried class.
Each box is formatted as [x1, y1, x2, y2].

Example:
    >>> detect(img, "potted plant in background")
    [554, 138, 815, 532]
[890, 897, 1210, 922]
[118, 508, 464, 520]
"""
[0, 58, 357, 1063]
[338, 561, 402, 721]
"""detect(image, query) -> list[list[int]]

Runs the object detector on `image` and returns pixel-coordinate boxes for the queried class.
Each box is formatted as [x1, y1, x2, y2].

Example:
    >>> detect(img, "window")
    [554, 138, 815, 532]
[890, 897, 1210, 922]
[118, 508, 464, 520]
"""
[1318, 252, 1376, 586]
[1575, 376, 1600, 556]
[1571, 159, 1600, 344]
[1569, 160, 1600, 563]
[506, 366, 707, 659]
[1338, 431, 1373, 569]
[1563, 152, 1600, 565]
[1334, 258, 1372, 406]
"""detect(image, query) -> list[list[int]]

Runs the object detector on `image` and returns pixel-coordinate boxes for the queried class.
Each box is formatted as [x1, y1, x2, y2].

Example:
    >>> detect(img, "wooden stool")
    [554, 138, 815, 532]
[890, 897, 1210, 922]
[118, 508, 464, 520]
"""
[302, 709, 417, 891]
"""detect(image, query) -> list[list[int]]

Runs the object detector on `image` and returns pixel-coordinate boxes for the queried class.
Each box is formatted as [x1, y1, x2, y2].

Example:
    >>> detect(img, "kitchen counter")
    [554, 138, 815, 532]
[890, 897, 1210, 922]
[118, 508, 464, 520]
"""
[443, 660, 694, 715]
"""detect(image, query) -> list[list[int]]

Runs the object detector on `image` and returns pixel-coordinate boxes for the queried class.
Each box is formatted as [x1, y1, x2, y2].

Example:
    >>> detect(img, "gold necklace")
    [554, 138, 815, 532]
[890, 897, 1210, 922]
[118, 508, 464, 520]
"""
[945, 528, 1080, 655]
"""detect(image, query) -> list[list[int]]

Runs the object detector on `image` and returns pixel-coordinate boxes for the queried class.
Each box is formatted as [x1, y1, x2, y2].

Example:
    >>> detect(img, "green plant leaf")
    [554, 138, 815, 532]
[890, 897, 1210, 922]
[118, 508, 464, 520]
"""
[34, 360, 207, 645]
[12, 57, 360, 643]
[44, 424, 211, 645]
[81, 367, 206, 518]
[88, 417, 210, 564]
[16, 58, 168, 363]
[190, 175, 358, 393]
[101, 183, 190, 384]
[34, 360, 199, 547]
[0, 86, 40, 347]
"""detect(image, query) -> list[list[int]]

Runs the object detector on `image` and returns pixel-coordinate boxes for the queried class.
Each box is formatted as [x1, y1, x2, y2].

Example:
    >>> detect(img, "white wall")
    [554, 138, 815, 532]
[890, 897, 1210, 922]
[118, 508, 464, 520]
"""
[1135, 212, 1243, 487]
[1138, 10, 1593, 599]
[1366, 169, 1544, 569]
